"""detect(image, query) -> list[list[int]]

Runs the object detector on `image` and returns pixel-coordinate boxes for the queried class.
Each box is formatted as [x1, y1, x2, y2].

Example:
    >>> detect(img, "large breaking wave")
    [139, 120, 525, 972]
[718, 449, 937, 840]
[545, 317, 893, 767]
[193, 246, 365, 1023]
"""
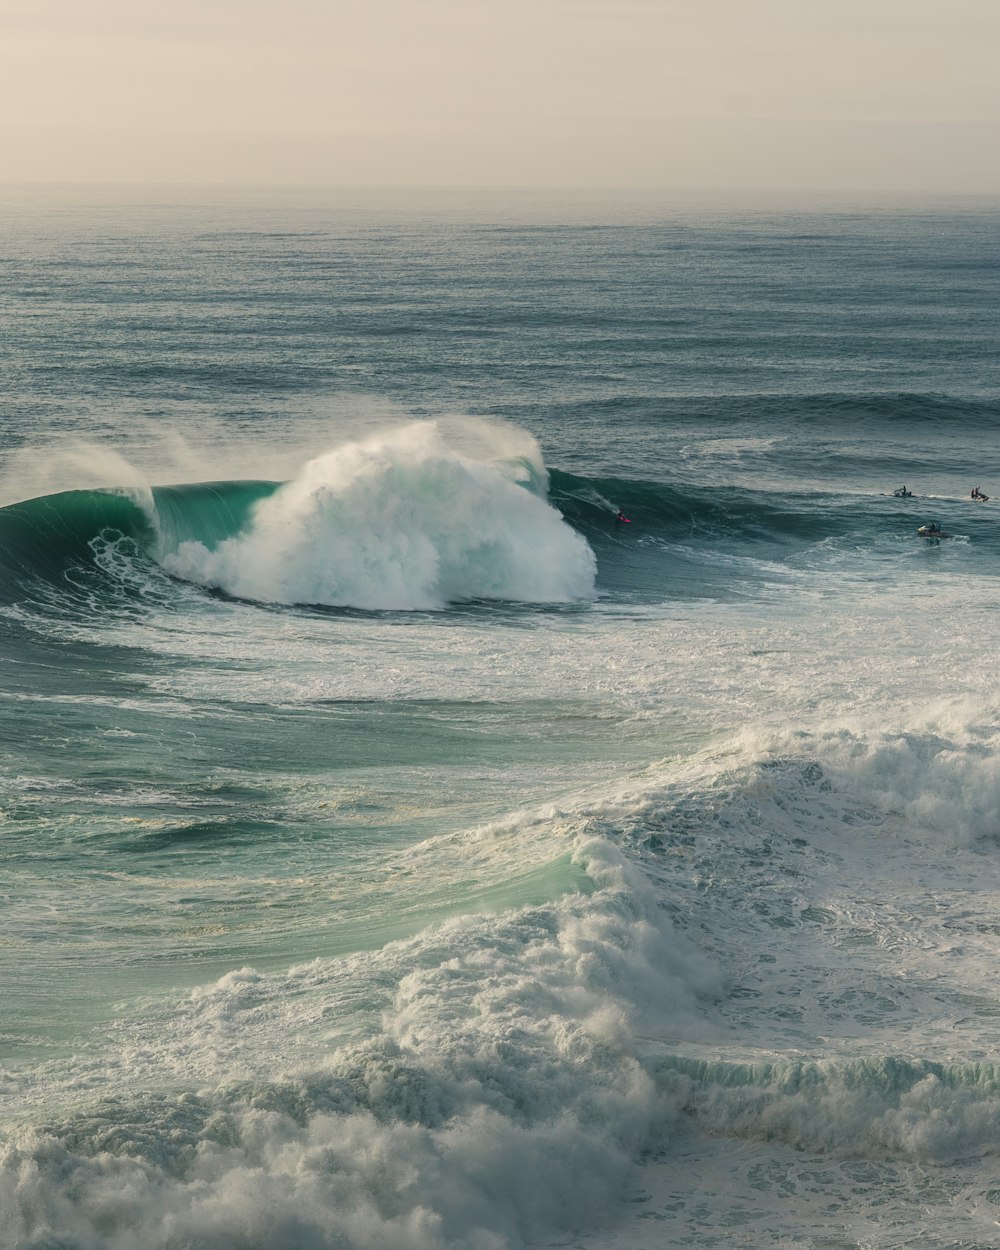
[163, 423, 595, 610]
[0, 422, 597, 612]
[4, 413, 998, 620]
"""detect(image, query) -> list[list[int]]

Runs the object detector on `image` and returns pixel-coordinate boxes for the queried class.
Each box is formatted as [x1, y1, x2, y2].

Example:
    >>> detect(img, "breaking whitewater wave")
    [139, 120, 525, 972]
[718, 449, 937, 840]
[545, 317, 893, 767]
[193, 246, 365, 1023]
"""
[9, 410, 1000, 622]
[0, 423, 597, 612]
[658, 1053, 1000, 1167]
[164, 423, 596, 609]
[764, 715, 1000, 846]
[7, 721, 1000, 1249]
[0, 830, 719, 1250]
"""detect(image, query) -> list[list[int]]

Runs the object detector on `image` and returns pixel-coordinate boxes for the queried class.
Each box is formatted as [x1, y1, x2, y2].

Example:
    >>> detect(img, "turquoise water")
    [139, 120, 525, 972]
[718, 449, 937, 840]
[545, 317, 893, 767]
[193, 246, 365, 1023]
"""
[3, 187, 1000, 1249]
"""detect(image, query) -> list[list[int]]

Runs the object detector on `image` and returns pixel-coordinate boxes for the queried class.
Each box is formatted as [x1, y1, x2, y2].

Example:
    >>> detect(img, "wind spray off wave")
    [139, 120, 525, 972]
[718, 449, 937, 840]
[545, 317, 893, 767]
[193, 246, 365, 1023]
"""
[164, 422, 597, 610]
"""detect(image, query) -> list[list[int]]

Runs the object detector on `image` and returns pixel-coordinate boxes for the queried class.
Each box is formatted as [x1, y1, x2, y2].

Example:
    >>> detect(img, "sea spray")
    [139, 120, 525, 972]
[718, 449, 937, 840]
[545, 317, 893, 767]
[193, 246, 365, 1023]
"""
[162, 422, 596, 609]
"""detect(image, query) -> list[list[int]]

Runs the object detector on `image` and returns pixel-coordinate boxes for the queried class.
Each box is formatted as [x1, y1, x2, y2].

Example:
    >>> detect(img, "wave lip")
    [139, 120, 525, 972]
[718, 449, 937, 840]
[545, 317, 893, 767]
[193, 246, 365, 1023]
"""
[163, 422, 597, 610]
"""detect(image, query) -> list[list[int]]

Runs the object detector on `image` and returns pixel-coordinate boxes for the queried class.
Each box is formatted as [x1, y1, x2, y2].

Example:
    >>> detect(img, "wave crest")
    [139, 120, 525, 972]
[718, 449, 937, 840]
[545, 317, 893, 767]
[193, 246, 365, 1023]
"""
[164, 422, 596, 610]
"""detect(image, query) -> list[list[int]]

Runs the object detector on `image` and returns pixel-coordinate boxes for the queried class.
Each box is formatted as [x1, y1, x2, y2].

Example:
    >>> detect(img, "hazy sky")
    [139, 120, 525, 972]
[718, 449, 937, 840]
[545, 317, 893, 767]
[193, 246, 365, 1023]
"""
[3, 0, 999, 191]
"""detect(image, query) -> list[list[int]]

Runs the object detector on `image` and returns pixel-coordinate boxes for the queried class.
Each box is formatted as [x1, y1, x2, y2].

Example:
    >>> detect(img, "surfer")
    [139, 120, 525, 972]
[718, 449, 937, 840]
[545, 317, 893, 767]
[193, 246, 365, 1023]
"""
[615, 509, 631, 524]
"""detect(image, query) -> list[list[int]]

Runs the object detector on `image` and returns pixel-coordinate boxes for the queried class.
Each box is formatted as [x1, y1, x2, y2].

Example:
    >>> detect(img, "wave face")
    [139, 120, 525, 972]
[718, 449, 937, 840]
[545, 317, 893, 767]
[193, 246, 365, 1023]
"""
[0, 488, 154, 594]
[5, 189, 1000, 1250]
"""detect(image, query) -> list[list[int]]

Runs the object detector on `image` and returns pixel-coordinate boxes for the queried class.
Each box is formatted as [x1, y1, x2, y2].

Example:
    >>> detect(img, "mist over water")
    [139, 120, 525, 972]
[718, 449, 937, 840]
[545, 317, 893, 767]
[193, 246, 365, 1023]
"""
[3, 188, 1000, 1249]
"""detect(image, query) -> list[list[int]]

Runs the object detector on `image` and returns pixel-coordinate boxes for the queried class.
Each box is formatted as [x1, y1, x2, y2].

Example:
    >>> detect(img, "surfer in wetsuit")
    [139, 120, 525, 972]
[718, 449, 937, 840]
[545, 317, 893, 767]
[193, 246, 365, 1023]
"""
[615, 509, 631, 524]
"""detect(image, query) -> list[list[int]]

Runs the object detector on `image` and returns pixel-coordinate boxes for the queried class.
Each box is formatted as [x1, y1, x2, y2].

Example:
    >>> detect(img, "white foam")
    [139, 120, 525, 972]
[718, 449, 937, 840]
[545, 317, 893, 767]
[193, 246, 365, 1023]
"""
[1, 836, 720, 1250]
[8, 724, 1000, 1248]
[163, 421, 596, 610]
[733, 698, 1000, 846]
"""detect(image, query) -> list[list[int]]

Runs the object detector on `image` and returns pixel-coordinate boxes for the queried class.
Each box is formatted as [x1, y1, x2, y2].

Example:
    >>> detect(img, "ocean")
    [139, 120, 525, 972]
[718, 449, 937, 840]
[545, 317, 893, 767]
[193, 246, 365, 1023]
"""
[2, 184, 1000, 1249]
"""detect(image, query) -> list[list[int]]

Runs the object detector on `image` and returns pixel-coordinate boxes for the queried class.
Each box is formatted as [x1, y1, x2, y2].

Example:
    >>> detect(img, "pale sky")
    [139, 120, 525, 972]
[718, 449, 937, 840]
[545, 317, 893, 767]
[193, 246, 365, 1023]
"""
[2, 0, 999, 191]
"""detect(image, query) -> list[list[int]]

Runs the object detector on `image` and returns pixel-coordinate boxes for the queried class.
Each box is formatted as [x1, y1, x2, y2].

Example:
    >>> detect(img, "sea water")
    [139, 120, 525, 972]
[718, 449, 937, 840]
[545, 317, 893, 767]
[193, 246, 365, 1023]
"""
[2, 185, 1000, 1249]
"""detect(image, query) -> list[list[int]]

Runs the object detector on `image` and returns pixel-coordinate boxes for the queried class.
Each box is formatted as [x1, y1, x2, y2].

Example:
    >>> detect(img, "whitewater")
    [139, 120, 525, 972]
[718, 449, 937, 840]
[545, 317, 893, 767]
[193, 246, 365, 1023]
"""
[2, 186, 1000, 1249]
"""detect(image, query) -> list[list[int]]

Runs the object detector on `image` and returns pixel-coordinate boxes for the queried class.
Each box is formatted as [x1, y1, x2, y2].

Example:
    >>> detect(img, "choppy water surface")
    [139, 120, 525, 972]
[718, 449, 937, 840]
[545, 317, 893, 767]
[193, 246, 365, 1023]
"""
[2, 186, 1000, 1249]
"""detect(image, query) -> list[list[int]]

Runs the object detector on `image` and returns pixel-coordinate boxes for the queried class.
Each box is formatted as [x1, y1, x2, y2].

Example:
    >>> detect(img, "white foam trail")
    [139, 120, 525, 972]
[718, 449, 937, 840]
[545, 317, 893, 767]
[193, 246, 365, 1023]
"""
[164, 421, 596, 609]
